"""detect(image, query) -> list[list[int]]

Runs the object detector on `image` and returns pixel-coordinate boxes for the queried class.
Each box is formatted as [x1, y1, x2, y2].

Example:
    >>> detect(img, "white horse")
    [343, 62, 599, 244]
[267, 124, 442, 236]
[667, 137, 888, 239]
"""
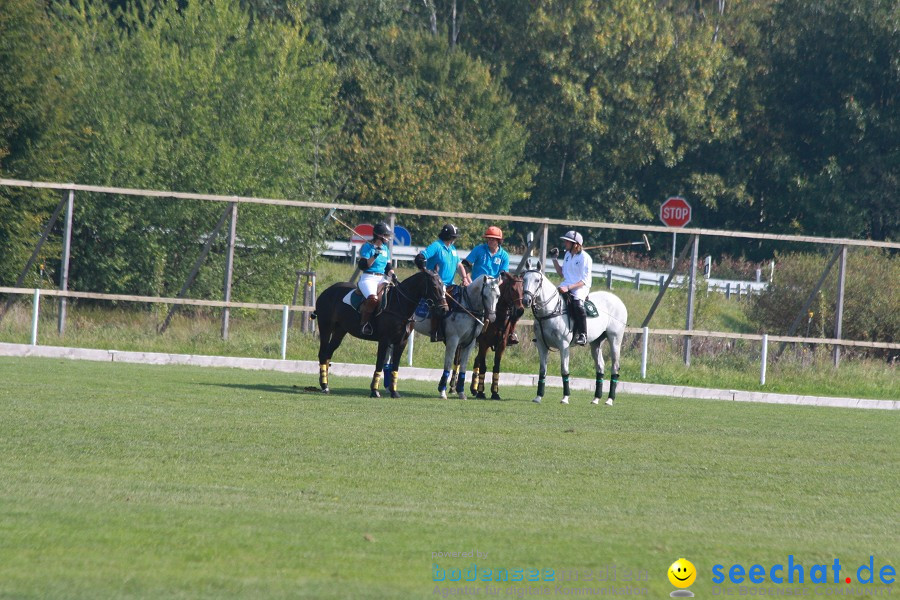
[521, 262, 627, 405]
[414, 275, 501, 399]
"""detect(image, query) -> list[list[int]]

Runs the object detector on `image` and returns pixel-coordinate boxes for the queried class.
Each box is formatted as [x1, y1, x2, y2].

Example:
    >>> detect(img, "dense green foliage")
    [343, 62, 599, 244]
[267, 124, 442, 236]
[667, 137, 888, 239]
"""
[751, 249, 900, 355]
[1, 0, 897, 294]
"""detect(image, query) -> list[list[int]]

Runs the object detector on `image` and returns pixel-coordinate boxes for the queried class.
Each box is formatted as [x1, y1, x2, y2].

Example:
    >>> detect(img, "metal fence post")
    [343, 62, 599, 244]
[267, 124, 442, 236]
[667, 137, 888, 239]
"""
[833, 245, 847, 367]
[221, 202, 238, 340]
[760, 333, 768, 385]
[58, 189, 74, 335]
[641, 326, 649, 379]
[280, 305, 289, 360]
[540, 223, 549, 273]
[683, 235, 699, 365]
[606, 269, 612, 290]
[31, 288, 41, 345]
[634, 273, 640, 290]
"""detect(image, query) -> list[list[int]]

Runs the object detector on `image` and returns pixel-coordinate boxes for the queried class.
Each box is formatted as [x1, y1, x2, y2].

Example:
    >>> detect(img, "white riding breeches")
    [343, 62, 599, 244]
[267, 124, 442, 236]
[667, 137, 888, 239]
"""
[358, 272, 385, 297]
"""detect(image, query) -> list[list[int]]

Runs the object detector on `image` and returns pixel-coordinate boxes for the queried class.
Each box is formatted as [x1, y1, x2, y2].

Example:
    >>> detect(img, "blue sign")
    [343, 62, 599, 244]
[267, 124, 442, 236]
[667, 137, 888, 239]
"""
[393, 225, 412, 246]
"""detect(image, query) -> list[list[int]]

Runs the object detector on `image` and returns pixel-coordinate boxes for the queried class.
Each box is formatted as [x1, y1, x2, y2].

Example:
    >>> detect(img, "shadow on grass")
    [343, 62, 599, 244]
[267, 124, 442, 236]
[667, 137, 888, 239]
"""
[200, 381, 436, 400]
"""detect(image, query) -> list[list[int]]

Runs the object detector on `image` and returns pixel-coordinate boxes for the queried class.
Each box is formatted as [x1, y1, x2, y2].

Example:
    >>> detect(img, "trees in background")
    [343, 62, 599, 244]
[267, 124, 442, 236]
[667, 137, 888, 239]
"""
[0, 0, 896, 297]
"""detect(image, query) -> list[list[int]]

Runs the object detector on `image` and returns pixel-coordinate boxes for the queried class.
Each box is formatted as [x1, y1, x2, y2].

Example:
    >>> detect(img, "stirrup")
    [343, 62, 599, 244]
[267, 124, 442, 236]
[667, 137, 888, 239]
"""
[575, 333, 587, 346]
[507, 332, 519, 345]
[361, 322, 374, 335]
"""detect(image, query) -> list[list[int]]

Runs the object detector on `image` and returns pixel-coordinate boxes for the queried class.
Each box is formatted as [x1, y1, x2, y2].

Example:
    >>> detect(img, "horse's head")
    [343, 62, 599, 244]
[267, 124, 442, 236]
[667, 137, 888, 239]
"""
[422, 269, 449, 315]
[499, 272, 525, 319]
[478, 276, 501, 323]
[521, 268, 544, 309]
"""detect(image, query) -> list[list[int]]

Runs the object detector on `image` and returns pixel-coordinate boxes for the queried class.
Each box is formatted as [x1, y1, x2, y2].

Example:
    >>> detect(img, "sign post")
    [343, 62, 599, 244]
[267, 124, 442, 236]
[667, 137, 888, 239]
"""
[660, 196, 692, 269]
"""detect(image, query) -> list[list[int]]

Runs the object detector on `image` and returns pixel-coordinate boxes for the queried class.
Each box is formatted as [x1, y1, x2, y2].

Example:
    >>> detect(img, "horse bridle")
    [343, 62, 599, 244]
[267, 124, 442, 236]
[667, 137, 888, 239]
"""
[385, 271, 446, 319]
[522, 270, 564, 320]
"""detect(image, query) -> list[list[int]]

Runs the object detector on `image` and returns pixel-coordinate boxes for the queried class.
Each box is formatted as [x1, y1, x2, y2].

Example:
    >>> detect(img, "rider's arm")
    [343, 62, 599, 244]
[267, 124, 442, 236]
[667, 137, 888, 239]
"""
[552, 257, 563, 277]
[457, 261, 470, 284]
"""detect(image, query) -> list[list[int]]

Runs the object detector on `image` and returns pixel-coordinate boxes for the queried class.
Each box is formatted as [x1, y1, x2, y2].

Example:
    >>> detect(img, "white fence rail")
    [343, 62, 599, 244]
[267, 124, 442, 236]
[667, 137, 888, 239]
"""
[2, 286, 897, 386]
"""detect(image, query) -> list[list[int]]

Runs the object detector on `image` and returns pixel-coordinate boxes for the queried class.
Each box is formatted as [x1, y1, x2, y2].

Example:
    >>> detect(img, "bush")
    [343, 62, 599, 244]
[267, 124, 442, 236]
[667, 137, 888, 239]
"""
[750, 249, 899, 358]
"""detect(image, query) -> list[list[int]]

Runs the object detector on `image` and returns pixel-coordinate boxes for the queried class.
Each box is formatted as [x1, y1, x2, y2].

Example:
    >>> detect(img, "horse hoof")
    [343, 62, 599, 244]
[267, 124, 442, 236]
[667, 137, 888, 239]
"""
[391, 391, 401, 399]
[490, 392, 502, 400]
[605, 398, 614, 406]
[440, 390, 448, 399]
[458, 393, 467, 400]
[591, 398, 600, 405]
[475, 392, 487, 400]
[560, 397, 569, 405]
[532, 397, 542, 404]
[370, 390, 381, 398]
[321, 387, 330, 394]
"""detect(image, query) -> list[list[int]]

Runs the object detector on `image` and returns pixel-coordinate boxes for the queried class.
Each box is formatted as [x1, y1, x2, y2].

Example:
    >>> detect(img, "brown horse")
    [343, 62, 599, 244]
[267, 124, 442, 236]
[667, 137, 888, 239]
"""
[454, 272, 524, 399]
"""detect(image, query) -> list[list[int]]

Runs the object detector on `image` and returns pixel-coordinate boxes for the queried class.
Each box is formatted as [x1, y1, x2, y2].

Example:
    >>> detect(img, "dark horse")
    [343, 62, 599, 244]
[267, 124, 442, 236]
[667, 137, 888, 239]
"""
[311, 269, 448, 398]
[459, 273, 525, 400]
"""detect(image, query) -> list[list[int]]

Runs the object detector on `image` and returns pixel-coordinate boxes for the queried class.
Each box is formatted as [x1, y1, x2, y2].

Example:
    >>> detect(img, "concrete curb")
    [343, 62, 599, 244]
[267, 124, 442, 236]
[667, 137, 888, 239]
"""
[1, 342, 896, 410]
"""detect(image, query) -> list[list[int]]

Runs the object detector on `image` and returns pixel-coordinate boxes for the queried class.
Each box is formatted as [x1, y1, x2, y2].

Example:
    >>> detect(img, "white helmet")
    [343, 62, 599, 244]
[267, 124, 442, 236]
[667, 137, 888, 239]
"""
[560, 230, 583, 245]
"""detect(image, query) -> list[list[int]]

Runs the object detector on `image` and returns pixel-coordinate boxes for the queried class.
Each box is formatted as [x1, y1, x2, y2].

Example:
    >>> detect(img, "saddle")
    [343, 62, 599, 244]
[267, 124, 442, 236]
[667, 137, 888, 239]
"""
[562, 293, 599, 318]
[343, 286, 389, 314]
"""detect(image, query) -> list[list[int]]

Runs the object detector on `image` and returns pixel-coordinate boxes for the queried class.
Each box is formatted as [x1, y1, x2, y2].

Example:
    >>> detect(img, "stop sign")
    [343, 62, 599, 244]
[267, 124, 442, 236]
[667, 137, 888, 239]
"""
[350, 223, 373, 244]
[660, 197, 692, 227]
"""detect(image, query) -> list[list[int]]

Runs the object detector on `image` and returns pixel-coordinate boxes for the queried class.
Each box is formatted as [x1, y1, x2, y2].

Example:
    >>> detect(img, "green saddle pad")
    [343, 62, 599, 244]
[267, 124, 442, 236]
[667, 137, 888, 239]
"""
[585, 299, 598, 318]
[349, 290, 365, 311]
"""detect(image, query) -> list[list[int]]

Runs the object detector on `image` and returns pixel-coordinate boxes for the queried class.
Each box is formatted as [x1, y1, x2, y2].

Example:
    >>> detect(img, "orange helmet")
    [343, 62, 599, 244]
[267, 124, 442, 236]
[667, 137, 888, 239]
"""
[484, 226, 503, 240]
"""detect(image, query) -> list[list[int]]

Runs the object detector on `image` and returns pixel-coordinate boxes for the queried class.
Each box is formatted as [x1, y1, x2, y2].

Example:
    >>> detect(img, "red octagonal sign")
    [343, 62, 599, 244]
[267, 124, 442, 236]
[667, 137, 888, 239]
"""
[660, 196, 692, 228]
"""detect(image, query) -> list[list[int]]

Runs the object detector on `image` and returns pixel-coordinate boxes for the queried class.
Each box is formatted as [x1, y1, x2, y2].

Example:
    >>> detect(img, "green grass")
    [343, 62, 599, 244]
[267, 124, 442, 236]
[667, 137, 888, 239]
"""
[1, 258, 896, 399]
[0, 357, 897, 599]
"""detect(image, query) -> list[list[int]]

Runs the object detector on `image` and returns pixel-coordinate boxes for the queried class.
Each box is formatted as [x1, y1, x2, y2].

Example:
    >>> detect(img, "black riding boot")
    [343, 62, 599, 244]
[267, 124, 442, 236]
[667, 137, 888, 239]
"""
[571, 298, 588, 346]
[360, 296, 378, 335]
[430, 315, 445, 342]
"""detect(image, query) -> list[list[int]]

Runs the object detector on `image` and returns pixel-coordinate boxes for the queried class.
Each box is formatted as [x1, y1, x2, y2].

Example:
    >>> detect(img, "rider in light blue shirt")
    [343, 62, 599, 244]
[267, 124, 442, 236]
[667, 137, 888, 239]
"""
[414, 224, 469, 341]
[464, 226, 510, 280]
[463, 225, 519, 345]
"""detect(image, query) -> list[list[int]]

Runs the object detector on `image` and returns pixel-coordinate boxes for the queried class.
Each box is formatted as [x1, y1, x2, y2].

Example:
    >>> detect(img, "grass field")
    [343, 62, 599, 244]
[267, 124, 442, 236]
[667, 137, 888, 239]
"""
[1, 357, 897, 599]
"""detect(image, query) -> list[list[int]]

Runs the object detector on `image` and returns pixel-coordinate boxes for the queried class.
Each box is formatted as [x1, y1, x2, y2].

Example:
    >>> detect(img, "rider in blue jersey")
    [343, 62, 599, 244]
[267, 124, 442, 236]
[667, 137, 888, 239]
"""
[415, 224, 469, 341]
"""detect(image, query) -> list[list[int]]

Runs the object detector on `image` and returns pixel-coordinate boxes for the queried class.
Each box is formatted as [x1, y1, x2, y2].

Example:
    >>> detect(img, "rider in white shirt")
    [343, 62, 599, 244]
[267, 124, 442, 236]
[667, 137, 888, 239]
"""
[550, 230, 592, 345]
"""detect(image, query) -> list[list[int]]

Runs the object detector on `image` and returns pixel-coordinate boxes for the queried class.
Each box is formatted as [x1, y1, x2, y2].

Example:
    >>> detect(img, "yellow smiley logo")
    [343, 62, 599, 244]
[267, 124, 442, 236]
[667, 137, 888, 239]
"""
[668, 558, 697, 588]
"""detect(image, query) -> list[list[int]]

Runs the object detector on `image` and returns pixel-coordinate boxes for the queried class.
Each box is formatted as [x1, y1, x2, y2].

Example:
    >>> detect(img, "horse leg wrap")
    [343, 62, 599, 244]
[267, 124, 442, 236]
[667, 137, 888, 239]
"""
[455, 372, 466, 394]
[609, 373, 619, 399]
[491, 371, 499, 395]
[562, 373, 570, 397]
[319, 363, 329, 389]
[537, 370, 546, 398]
[594, 372, 605, 399]
[371, 371, 382, 391]
[471, 367, 480, 392]
[439, 370, 450, 392]
[383, 364, 392, 389]
[391, 371, 399, 393]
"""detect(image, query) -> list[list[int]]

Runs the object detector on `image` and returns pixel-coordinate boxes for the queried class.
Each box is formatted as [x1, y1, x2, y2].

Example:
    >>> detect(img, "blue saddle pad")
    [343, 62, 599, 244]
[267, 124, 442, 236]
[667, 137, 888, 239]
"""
[415, 299, 430, 318]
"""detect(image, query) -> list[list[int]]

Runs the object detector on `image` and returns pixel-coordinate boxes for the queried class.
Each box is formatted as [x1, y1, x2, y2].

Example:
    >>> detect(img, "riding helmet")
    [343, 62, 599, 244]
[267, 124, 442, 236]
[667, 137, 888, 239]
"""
[439, 224, 459, 241]
[484, 226, 503, 241]
[560, 230, 583, 245]
[373, 222, 392, 240]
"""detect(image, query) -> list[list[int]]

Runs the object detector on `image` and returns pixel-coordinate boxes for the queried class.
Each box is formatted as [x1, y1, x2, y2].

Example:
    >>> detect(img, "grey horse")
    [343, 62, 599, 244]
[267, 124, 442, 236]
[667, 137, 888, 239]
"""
[522, 263, 627, 405]
[414, 275, 501, 399]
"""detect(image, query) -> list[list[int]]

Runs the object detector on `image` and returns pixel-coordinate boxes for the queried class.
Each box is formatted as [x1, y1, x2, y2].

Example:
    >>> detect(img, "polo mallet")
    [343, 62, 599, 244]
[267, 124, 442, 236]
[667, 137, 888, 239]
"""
[583, 234, 651, 252]
[323, 207, 360, 237]
[444, 292, 485, 327]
